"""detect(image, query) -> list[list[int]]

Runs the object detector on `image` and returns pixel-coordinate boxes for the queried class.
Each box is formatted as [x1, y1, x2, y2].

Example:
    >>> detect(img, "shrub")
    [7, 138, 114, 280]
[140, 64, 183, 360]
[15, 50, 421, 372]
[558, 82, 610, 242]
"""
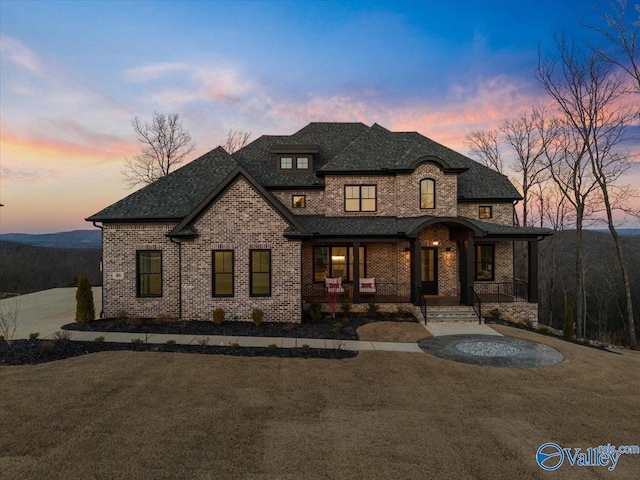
[332, 322, 342, 335]
[367, 303, 380, 316]
[212, 308, 225, 325]
[340, 302, 352, 314]
[538, 326, 551, 335]
[341, 317, 350, 325]
[268, 343, 278, 350]
[39, 340, 55, 352]
[115, 310, 129, 321]
[154, 313, 178, 325]
[198, 336, 210, 347]
[231, 342, 240, 350]
[75, 275, 95, 324]
[309, 303, 322, 323]
[380, 311, 390, 319]
[0, 334, 4, 342]
[252, 309, 264, 326]
[29, 332, 39, 340]
[301, 343, 311, 351]
[563, 296, 575, 339]
[166, 340, 177, 349]
[53, 330, 72, 341]
[131, 338, 143, 346]
[94, 336, 105, 343]
[488, 308, 501, 319]
[126, 317, 143, 330]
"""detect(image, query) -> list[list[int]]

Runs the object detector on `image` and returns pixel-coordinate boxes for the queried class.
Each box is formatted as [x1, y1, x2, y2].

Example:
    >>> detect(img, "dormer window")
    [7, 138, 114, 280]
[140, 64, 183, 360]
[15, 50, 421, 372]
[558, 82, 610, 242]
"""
[280, 157, 293, 169]
[276, 154, 312, 172]
[271, 145, 318, 173]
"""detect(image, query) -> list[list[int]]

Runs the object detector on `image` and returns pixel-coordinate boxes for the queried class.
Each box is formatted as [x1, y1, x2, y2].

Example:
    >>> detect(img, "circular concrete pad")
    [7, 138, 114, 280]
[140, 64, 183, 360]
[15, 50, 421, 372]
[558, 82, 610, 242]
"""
[418, 335, 564, 368]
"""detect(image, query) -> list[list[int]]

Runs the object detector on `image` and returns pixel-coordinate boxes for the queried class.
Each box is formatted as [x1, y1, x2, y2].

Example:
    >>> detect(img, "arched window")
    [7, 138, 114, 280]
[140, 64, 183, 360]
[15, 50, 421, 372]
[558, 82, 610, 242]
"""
[420, 179, 435, 209]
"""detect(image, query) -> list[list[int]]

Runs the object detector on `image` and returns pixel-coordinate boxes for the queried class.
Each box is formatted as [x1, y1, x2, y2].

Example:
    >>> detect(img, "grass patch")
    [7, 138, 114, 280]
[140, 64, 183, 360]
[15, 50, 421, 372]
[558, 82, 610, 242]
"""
[1, 327, 638, 479]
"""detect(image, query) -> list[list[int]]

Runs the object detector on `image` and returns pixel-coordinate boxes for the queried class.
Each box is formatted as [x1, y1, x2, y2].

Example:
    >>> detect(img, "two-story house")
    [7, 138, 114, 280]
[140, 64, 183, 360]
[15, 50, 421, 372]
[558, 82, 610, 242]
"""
[87, 122, 550, 324]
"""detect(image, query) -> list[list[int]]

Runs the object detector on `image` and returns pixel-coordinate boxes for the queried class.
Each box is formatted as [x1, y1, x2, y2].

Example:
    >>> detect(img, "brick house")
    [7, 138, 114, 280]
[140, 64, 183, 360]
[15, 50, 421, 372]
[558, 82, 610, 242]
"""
[87, 122, 551, 323]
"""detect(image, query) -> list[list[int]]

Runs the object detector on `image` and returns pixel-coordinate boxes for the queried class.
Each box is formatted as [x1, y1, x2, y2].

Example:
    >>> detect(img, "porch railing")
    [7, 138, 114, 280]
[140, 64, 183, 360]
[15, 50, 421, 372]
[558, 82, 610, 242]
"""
[302, 282, 411, 304]
[472, 278, 528, 303]
[418, 286, 427, 324]
[470, 288, 482, 324]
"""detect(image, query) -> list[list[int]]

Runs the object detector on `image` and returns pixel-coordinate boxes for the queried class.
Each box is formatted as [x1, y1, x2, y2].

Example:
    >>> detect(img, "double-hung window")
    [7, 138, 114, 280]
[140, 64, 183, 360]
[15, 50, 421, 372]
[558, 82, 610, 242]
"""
[250, 250, 271, 296]
[345, 185, 376, 212]
[313, 246, 366, 282]
[212, 250, 234, 297]
[475, 244, 495, 281]
[137, 250, 162, 297]
[420, 179, 436, 209]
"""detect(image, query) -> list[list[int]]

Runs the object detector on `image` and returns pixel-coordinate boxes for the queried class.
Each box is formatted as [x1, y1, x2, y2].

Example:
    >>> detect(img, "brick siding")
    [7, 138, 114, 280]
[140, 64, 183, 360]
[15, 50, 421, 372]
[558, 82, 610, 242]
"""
[102, 223, 180, 318]
[457, 202, 514, 225]
[181, 178, 301, 322]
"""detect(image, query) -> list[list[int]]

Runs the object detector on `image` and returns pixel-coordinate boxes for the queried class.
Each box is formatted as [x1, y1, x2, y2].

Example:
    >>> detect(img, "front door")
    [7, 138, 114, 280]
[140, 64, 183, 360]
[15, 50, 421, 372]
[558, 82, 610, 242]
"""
[421, 247, 438, 295]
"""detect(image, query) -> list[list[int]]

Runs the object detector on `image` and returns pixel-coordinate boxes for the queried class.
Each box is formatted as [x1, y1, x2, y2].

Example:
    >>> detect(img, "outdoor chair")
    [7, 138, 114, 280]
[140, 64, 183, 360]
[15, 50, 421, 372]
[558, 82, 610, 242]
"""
[359, 277, 376, 294]
[324, 277, 345, 293]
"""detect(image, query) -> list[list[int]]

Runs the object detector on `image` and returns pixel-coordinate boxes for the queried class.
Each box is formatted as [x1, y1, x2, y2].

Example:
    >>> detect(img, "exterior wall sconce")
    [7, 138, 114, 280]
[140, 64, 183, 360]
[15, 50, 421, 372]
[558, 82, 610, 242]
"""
[432, 241, 439, 246]
[445, 247, 451, 252]
[445, 246, 452, 259]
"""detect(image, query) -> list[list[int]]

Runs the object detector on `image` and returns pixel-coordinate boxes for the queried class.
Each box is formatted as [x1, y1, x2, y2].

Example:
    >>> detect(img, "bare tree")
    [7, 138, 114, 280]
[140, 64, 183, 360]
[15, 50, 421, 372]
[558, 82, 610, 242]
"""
[122, 113, 196, 189]
[223, 130, 252, 154]
[465, 129, 504, 173]
[537, 33, 638, 348]
[0, 296, 21, 345]
[501, 107, 553, 227]
[586, 0, 640, 95]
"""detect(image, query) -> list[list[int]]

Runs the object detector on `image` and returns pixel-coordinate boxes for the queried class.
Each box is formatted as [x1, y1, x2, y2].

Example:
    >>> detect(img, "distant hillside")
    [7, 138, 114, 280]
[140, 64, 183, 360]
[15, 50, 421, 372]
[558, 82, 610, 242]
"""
[591, 228, 640, 236]
[0, 230, 101, 249]
[0, 241, 101, 293]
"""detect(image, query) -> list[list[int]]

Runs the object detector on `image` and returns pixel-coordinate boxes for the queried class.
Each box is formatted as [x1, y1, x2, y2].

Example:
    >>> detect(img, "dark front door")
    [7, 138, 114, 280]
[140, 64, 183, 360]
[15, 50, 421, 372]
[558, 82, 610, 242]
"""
[421, 247, 438, 295]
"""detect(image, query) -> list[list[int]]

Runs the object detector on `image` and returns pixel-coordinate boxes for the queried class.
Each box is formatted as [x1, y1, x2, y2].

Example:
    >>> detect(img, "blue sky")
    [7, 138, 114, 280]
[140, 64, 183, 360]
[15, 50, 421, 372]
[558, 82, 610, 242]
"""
[1, 0, 637, 232]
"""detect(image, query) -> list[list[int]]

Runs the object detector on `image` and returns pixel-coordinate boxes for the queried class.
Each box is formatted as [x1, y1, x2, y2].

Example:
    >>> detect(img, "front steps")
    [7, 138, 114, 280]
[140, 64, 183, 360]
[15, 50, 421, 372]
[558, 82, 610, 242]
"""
[412, 304, 481, 323]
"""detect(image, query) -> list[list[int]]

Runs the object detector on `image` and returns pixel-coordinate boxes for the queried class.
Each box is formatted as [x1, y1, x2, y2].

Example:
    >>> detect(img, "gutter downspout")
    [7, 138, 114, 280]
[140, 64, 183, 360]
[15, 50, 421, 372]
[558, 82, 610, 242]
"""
[170, 237, 183, 320]
[92, 221, 104, 318]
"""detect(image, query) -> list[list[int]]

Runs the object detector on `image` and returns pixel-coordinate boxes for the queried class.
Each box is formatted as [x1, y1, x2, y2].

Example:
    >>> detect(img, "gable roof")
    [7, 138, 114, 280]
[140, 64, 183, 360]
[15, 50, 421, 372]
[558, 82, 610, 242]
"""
[168, 165, 307, 238]
[86, 122, 522, 223]
[86, 147, 238, 222]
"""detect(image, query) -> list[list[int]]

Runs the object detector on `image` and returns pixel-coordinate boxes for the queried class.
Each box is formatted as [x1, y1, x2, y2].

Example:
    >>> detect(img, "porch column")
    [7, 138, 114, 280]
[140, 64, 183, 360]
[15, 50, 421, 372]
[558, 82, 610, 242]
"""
[458, 240, 467, 304]
[353, 242, 360, 304]
[411, 238, 421, 305]
[464, 234, 475, 306]
[527, 239, 539, 303]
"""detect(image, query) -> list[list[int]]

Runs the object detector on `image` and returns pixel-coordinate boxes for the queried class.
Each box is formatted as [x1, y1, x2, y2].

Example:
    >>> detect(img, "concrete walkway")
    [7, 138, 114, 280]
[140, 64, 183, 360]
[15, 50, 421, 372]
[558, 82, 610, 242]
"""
[1, 287, 102, 340]
[424, 322, 502, 337]
[2, 288, 422, 353]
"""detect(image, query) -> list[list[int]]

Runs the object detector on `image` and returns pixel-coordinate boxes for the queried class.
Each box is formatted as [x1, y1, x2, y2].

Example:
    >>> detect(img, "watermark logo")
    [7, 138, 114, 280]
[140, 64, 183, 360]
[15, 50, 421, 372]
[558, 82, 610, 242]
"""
[536, 443, 564, 471]
[536, 442, 640, 472]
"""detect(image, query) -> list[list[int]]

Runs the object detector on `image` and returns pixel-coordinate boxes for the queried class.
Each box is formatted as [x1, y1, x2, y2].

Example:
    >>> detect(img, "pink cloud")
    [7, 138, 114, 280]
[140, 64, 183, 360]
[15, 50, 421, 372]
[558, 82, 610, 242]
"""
[0, 34, 41, 75]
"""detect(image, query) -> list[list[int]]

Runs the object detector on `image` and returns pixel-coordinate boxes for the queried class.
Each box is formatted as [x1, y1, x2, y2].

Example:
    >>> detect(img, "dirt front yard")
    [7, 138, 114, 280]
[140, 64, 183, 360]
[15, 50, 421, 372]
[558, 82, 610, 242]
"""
[1, 325, 638, 479]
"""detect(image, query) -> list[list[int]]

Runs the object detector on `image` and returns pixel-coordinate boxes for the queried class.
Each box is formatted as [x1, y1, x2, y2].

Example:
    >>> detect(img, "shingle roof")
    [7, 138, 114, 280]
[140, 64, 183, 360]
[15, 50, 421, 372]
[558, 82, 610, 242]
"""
[87, 123, 523, 222]
[86, 147, 237, 222]
[232, 123, 370, 188]
[287, 215, 552, 238]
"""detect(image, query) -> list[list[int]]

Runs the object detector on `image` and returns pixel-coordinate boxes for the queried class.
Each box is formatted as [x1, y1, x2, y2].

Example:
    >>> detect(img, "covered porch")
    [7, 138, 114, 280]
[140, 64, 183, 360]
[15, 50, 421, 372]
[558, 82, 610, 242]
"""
[290, 215, 550, 309]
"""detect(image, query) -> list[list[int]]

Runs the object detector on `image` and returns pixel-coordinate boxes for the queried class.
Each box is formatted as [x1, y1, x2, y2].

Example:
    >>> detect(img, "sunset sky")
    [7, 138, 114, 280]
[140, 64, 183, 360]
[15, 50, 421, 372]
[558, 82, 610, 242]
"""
[1, 0, 638, 234]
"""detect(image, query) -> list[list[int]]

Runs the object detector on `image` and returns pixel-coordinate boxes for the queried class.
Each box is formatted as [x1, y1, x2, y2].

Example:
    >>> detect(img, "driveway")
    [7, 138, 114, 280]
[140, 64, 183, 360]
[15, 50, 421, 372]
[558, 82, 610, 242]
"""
[1, 288, 102, 340]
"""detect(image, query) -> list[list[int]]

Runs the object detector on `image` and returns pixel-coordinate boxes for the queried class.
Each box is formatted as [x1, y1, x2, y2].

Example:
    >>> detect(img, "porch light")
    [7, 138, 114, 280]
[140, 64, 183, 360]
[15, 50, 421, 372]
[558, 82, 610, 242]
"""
[432, 241, 439, 246]
[331, 255, 346, 261]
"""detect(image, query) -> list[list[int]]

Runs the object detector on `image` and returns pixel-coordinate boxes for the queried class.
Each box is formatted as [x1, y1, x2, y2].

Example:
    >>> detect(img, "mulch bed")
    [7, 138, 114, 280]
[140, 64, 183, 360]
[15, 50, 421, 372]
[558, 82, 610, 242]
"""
[61, 312, 416, 340]
[2, 313, 417, 366]
[0, 339, 357, 366]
